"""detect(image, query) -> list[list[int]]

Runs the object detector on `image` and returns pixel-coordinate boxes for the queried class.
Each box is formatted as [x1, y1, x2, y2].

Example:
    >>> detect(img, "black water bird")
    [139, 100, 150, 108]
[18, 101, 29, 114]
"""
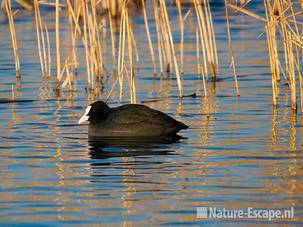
[78, 101, 188, 137]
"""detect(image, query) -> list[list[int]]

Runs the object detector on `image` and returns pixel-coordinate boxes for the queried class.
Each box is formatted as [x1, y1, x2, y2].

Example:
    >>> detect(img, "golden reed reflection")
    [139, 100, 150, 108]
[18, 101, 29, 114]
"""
[270, 107, 278, 151]
[270, 89, 302, 152]
[201, 94, 217, 143]
[289, 111, 296, 152]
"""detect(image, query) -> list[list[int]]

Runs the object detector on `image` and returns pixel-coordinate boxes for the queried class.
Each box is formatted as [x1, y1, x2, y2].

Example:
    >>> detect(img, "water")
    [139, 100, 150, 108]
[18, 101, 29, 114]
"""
[0, 1, 303, 226]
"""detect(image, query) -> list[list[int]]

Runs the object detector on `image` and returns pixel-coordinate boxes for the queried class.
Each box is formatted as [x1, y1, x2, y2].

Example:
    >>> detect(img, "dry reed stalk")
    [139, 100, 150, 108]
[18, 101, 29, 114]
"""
[66, 0, 81, 68]
[129, 25, 139, 65]
[268, 2, 280, 81]
[196, 25, 207, 97]
[108, 0, 117, 72]
[34, 1, 51, 78]
[200, 30, 208, 84]
[155, 0, 172, 75]
[224, 0, 240, 96]
[61, 59, 78, 91]
[91, 0, 104, 79]
[61, 60, 71, 90]
[40, 22, 48, 77]
[159, 15, 172, 74]
[153, 0, 163, 75]
[227, 3, 267, 22]
[58, 61, 67, 85]
[286, 31, 296, 110]
[66, 0, 82, 35]
[106, 74, 120, 101]
[117, 10, 123, 76]
[119, 8, 126, 99]
[126, 9, 136, 104]
[203, 0, 216, 77]
[286, 2, 299, 111]
[275, 1, 289, 82]
[299, 72, 303, 112]
[55, 0, 61, 89]
[141, 0, 156, 76]
[294, 49, 303, 112]
[87, 4, 98, 87]
[205, 0, 219, 74]
[176, 6, 190, 75]
[194, 4, 209, 81]
[86, 4, 94, 84]
[159, 0, 183, 97]
[81, 1, 92, 89]
[193, 0, 209, 79]
[286, 1, 300, 35]
[86, 0, 104, 88]
[196, 27, 200, 74]
[38, 1, 65, 8]
[68, 14, 77, 71]
[275, 0, 297, 110]
[264, 0, 279, 106]
[117, 2, 127, 99]
[34, 0, 45, 77]
[117, 4, 124, 74]
[16, 0, 33, 10]
[176, 0, 184, 74]
[4, 0, 21, 77]
[61, 63, 77, 90]
[193, 0, 217, 79]
[265, 24, 278, 107]
[56, 0, 81, 91]
[122, 5, 137, 103]
[45, 24, 51, 77]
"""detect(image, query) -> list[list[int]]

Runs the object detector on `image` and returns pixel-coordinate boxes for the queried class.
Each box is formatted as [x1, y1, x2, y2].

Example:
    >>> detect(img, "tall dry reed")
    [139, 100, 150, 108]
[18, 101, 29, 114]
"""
[4, 0, 20, 77]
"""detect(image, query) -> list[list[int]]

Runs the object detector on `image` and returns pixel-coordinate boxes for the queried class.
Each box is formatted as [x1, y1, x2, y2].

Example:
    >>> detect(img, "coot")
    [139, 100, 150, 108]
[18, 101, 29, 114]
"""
[78, 101, 188, 137]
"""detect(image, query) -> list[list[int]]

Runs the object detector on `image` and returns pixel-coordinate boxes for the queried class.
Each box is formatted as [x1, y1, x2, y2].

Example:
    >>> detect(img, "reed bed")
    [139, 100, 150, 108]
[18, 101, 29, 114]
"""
[3, 0, 303, 112]
[229, 0, 303, 111]
[3, 0, 217, 100]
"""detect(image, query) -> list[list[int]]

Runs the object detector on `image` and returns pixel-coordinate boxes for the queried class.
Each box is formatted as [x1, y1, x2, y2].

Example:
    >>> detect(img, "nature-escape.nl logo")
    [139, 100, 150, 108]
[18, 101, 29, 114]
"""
[197, 207, 294, 221]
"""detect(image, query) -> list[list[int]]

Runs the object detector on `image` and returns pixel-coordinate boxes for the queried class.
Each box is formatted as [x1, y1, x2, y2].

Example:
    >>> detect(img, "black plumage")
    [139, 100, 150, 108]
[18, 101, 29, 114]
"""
[78, 101, 188, 137]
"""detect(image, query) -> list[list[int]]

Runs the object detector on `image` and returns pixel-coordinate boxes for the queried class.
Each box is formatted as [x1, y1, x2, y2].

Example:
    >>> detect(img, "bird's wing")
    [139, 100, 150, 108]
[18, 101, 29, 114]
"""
[107, 104, 178, 126]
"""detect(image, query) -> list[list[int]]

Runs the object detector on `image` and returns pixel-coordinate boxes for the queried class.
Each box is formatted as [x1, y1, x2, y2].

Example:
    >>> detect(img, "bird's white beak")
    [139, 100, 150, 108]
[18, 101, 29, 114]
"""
[78, 105, 91, 124]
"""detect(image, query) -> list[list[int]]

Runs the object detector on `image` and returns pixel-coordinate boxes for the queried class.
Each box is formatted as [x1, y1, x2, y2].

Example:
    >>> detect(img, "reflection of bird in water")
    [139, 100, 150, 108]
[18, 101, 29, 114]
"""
[88, 135, 183, 160]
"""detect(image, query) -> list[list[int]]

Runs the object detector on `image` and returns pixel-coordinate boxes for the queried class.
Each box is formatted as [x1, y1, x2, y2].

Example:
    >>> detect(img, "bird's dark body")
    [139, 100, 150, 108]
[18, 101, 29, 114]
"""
[88, 104, 188, 137]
